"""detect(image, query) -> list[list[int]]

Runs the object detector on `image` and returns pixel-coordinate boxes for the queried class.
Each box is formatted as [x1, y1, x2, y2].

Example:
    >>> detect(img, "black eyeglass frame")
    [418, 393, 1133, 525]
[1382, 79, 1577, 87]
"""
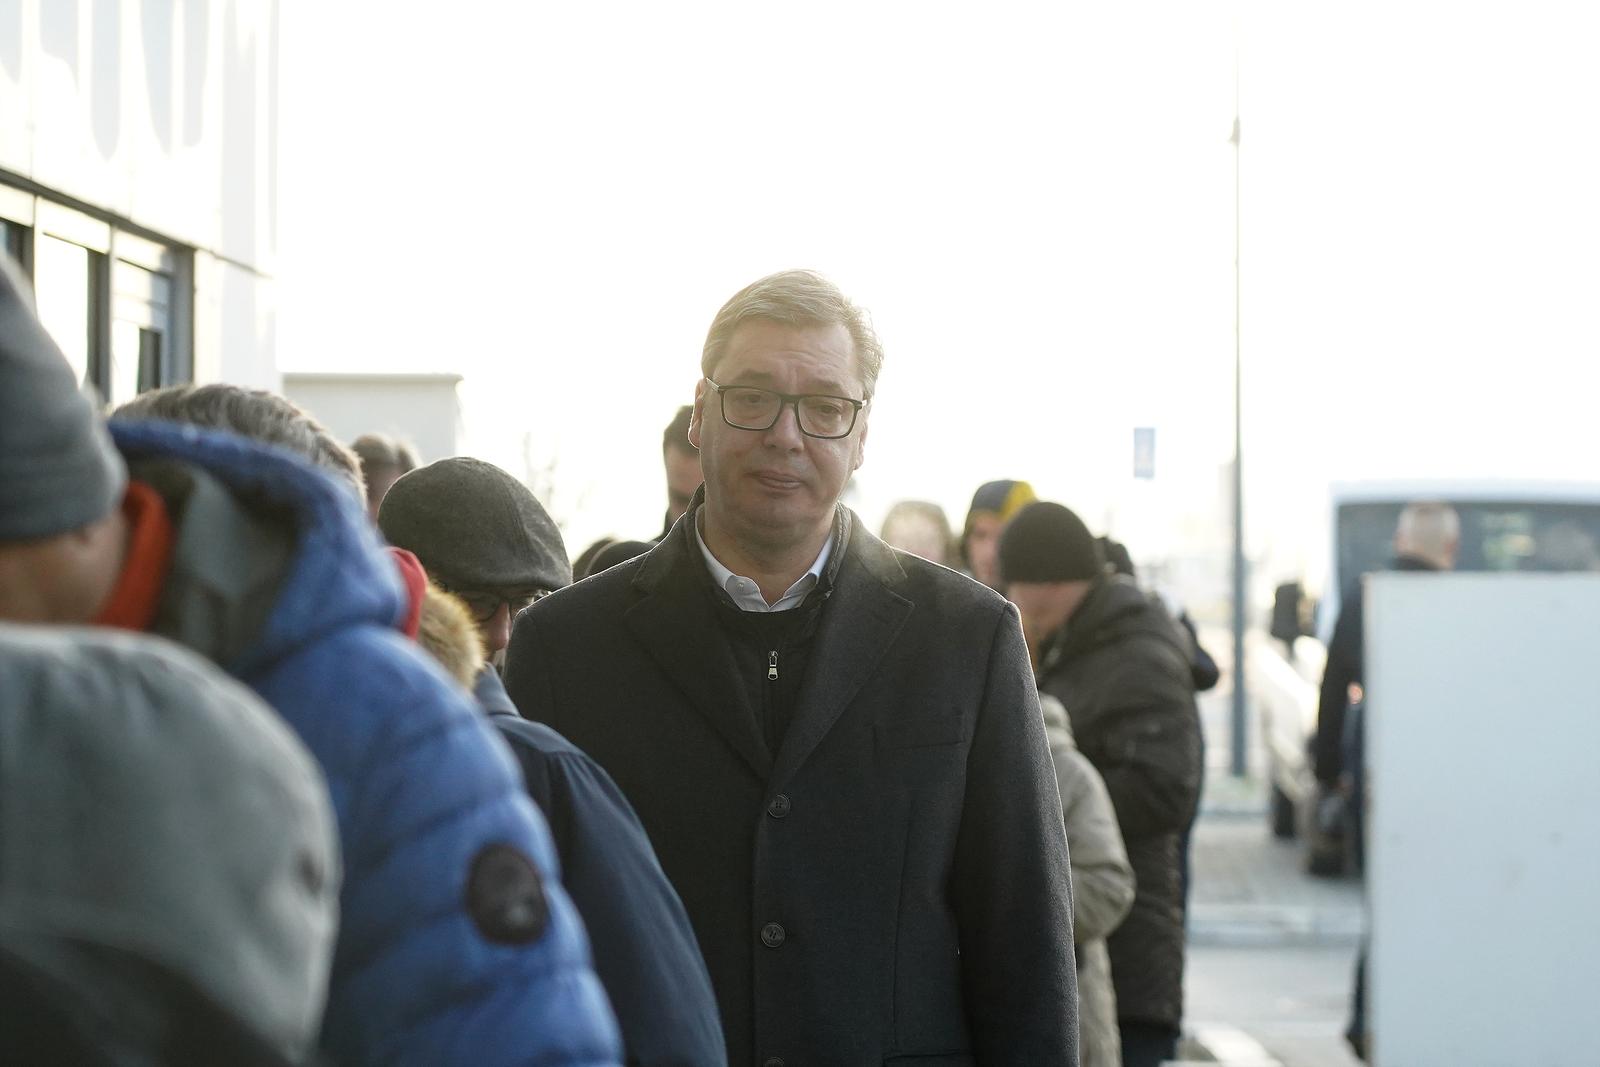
[703, 378, 867, 440]
[437, 585, 553, 624]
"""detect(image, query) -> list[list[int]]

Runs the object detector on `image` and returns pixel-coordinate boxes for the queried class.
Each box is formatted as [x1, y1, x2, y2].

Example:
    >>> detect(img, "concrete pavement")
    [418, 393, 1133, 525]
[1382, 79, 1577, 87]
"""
[1179, 665, 1365, 1067]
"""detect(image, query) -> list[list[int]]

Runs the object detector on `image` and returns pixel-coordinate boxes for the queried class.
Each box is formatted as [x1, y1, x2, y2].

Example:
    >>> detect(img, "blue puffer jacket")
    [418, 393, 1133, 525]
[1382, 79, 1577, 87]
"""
[109, 419, 622, 1067]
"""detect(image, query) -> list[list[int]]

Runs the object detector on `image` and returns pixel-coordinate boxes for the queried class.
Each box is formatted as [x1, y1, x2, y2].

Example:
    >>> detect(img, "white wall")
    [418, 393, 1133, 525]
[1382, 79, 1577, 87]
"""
[283, 373, 462, 464]
[0, 0, 278, 387]
[1366, 573, 1600, 1066]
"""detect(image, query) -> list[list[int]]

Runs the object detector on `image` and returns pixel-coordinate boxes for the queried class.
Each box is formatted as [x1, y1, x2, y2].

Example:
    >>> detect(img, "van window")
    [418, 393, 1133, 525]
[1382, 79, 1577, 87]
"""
[1337, 501, 1600, 591]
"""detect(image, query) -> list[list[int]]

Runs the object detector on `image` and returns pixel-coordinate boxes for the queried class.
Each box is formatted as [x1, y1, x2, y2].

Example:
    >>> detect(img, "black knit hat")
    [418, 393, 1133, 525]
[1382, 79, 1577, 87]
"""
[584, 539, 652, 579]
[377, 458, 572, 592]
[998, 501, 1105, 584]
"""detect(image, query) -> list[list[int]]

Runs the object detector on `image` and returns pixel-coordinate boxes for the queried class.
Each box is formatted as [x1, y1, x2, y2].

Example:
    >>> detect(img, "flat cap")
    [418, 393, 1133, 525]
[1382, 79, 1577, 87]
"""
[378, 458, 572, 593]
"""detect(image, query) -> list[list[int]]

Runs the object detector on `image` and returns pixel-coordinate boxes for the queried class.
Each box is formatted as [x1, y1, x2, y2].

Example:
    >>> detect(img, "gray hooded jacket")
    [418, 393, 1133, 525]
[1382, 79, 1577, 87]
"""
[0, 624, 339, 1061]
[1041, 692, 1136, 1067]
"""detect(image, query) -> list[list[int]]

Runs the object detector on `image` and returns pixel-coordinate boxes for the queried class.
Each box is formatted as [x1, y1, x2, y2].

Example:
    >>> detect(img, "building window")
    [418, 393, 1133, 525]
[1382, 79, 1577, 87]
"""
[33, 233, 101, 392]
[111, 255, 175, 406]
[11, 190, 191, 406]
[1, 219, 24, 262]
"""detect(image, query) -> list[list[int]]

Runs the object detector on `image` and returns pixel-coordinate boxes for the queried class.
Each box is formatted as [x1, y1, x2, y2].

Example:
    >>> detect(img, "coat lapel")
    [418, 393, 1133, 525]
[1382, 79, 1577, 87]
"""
[770, 524, 913, 788]
[624, 521, 773, 781]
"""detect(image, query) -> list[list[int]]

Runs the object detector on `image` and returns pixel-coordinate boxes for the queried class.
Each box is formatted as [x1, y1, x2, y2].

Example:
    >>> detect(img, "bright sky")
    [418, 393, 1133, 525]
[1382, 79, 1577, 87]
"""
[277, 2, 1600, 602]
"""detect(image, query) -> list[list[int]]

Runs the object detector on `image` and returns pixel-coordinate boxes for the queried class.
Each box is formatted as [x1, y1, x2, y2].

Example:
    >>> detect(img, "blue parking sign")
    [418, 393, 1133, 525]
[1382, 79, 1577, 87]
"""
[1134, 427, 1156, 479]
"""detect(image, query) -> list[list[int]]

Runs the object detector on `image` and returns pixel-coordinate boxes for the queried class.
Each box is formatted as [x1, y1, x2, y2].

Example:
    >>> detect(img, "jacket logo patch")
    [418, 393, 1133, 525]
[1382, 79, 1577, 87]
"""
[466, 843, 549, 945]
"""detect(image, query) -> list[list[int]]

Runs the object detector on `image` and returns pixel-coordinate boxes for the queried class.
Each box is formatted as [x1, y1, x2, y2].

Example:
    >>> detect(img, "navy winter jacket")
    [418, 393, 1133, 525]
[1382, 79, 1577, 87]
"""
[476, 667, 727, 1066]
[108, 419, 621, 1067]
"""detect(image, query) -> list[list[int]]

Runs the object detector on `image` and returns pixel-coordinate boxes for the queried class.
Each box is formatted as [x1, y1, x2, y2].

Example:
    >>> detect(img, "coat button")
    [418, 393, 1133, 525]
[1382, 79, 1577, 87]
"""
[766, 793, 791, 818]
[760, 921, 786, 948]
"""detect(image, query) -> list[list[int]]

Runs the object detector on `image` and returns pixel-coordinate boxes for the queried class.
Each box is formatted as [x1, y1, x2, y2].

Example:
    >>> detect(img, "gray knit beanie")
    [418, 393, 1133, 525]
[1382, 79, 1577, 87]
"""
[377, 457, 573, 592]
[0, 624, 340, 1059]
[0, 253, 126, 541]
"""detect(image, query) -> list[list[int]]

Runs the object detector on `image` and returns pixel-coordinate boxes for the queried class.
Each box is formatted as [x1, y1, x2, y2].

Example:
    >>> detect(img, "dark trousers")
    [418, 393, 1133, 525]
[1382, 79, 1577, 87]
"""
[1346, 944, 1369, 1061]
[1119, 1021, 1179, 1067]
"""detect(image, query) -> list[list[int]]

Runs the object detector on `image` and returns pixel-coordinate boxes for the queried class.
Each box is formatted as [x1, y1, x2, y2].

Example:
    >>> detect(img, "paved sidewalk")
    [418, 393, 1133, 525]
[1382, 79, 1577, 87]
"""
[1188, 637, 1364, 949]
[1181, 670, 1365, 1066]
[1189, 810, 1364, 948]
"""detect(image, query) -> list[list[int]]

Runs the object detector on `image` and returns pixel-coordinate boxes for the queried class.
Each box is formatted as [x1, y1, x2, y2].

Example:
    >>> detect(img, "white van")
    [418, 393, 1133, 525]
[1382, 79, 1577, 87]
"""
[1250, 479, 1600, 873]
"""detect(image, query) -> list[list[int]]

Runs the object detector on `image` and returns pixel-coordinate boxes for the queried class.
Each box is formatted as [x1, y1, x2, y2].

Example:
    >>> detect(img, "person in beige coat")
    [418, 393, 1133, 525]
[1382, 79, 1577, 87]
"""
[1041, 692, 1137, 1067]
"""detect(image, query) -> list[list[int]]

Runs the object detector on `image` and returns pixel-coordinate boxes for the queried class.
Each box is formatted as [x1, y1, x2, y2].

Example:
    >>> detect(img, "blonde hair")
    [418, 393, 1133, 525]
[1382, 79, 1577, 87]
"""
[880, 500, 958, 566]
[701, 270, 884, 397]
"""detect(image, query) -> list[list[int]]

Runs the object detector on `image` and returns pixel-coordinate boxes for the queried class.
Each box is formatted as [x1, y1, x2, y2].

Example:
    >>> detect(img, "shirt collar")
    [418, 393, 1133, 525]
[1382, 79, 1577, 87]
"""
[695, 514, 833, 613]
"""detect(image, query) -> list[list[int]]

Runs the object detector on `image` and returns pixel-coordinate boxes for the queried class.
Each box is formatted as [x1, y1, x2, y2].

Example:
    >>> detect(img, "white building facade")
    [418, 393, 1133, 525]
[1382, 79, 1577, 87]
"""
[0, 0, 278, 404]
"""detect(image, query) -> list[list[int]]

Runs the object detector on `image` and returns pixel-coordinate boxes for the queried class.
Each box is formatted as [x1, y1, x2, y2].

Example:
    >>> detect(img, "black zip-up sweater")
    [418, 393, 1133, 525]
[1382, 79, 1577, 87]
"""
[713, 594, 826, 756]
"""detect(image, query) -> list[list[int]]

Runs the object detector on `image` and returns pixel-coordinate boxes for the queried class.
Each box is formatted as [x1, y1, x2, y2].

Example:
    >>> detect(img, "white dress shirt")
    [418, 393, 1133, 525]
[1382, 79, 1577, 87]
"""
[695, 516, 833, 612]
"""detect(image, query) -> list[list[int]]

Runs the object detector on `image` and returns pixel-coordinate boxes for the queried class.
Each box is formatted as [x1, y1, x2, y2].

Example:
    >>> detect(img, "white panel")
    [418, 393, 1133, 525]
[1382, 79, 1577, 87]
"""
[282, 376, 463, 464]
[1366, 573, 1600, 1066]
[6, 0, 275, 266]
[0, 0, 31, 174]
[192, 252, 275, 389]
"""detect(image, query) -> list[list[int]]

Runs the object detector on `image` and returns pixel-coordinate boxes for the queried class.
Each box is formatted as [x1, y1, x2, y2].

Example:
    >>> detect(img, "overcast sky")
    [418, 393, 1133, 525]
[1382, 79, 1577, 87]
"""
[277, 2, 1600, 598]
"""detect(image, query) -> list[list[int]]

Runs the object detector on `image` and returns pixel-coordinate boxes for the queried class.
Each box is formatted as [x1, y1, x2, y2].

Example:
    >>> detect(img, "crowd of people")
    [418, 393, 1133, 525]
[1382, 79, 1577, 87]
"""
[1, 255, 1216, 1067]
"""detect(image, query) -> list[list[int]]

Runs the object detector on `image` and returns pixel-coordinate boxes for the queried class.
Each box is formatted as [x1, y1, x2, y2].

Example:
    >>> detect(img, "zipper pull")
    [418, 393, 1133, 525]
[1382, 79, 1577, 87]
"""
[768, 651, 779, 680]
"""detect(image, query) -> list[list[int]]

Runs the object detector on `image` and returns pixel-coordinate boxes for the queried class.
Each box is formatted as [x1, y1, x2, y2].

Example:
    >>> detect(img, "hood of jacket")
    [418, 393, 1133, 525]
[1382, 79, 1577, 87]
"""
[1038, 690, 1077, 748]
[110, 419, 406, 680]
[1042, 574, 1188, 673]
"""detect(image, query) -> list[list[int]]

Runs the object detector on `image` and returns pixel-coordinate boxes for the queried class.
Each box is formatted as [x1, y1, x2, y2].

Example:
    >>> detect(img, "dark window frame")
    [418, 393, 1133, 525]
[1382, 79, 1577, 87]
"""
[1, 174, 194, 403]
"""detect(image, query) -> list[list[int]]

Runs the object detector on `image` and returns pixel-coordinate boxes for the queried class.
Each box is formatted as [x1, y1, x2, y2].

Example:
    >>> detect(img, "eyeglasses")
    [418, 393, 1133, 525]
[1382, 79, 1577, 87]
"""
[704, 379, 866, 440]
[441, 587, 552, 624]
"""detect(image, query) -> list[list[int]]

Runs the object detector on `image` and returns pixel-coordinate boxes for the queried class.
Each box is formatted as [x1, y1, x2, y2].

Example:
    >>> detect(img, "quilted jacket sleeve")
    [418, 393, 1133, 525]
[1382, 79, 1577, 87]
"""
[1053, 745, 1136, 945]
[252, 628, 622, 1067]
[1080, 649, 1203, 844]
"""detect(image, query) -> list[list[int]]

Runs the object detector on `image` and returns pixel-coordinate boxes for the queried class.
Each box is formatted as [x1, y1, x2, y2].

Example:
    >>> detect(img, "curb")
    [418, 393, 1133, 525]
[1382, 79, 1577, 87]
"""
[1189, 904, 1365, 947]
[1179, 1023, 1285, 1065]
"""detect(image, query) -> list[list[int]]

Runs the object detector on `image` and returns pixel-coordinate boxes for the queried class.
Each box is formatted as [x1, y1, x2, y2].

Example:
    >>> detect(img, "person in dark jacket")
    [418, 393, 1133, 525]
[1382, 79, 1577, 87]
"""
[507, 270, 1078, 1066]
[378, 456, 726, 1067]
[1000, 502, 1202, 1067]
[0, 258, 621, 1067]
[585, 539, 654, 578]
[1095, 532, 1215, 917]
[661, 405, 703, 538]
[1312, 501, 1459, 788]
[1313, 501, 1456, 1058]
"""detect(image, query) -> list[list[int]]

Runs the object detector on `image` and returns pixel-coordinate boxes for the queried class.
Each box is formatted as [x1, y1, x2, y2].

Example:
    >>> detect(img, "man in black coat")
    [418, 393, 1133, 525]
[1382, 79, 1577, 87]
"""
[506, 269, 1078, 1067]
[1311, 501, 1457, 1058]
[999, 503, 1202, 1067]
[1312, 501, 1460, 788]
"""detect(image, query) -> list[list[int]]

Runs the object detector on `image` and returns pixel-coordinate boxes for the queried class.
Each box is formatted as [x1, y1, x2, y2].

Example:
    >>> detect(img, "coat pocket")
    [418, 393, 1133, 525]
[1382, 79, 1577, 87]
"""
[883, 1054, 976, 1066]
